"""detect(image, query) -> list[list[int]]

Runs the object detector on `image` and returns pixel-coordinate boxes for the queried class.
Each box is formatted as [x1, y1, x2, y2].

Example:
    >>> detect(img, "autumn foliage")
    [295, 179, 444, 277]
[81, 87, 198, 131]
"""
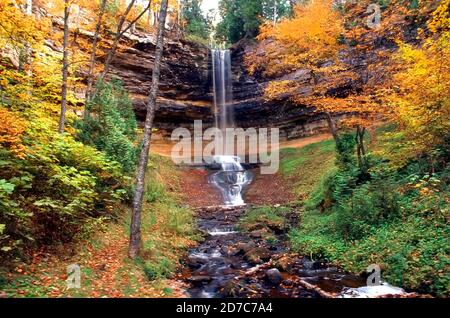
[246, 0, 447, 157]
[388, 0, 450, 159]
[0, 108, 26, 158]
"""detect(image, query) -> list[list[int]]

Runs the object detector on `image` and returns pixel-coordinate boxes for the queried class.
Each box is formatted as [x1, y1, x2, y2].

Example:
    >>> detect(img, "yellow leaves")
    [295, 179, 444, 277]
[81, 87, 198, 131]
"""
[386, 1, 450, 158]
[264, 80, 298, 100]
[0, 107, 27, 158]
[0, 0, 47, 49]
[247, 0, 344, 78]
[428, 0, 450, 33]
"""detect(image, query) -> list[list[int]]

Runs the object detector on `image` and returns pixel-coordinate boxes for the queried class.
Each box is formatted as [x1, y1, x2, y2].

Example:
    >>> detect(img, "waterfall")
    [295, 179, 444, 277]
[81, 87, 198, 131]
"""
[212, 49, 234, 131]
[210, 49, 252, 206]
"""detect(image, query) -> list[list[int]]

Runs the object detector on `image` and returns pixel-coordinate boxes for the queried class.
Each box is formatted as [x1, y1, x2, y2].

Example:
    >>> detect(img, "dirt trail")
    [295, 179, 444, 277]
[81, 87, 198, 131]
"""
[151, 134, 332, 159]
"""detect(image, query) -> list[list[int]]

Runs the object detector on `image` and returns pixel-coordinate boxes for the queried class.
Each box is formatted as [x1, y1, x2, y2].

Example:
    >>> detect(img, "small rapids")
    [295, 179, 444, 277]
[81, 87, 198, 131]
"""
[180, 205, 371, 299]
[209, 156, 253, 206]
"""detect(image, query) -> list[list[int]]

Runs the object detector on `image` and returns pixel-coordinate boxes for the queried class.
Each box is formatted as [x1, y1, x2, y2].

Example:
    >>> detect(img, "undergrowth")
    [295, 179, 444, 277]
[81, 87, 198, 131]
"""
[283, 129, 449, 297]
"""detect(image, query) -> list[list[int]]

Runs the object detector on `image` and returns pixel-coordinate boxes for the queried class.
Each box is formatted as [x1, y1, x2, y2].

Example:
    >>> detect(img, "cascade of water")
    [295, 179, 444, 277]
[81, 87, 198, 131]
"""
[210, 50, 252, 206]
[212, 49, 234, 132]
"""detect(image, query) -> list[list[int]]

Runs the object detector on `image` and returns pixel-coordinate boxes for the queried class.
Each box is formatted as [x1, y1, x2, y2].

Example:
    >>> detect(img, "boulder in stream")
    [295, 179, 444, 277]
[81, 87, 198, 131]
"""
[266, 268, 283, 285]
[188, 275, 213, 284]
[244, 247, 272, 264]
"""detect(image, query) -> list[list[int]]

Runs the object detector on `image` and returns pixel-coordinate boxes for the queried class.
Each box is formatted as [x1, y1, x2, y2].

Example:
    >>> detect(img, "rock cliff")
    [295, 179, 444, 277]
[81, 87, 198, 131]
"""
[106, 34, 332, 141]
[101, 34, 214, 135]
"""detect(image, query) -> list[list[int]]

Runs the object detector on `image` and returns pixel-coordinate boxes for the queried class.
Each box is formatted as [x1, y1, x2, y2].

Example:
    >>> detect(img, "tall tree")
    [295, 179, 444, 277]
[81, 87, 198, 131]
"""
[129, 0, 169, 259]
[181, 0, 210, 40]
[23, 0, 33, 76]
[246, 0, 347, 142]
[84, 0, 108, 105]
[98, 0, 152, 83]
[388, 0, 450, 167]
[215, 0, 292, 44]
[58, 0, 70, 133]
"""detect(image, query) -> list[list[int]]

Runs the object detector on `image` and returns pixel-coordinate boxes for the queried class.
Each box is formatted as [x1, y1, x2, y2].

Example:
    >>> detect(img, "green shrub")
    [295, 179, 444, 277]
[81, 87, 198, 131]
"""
[239, 206, 290, 232]
[78, 79, 138, 173]
[0, 119, 129, 258]
[143, 257, 174, 280]
[288, 130, 449, 296]
[145, 181, 165, 203]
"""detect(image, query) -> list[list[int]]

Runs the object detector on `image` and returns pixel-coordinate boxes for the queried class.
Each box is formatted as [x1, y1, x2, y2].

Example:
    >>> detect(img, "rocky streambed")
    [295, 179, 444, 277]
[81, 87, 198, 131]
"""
[178, 205, 368, 299]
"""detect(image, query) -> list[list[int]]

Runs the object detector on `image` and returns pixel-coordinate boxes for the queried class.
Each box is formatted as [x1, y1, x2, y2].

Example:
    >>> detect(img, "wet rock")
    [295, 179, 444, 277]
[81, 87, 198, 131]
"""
[244, 247, 272, 264]
[221, 246, 234, 256]
[187, 256, 208, 269]
[249, 229, 269, 239]
[240, 222, 264, 232]
[221, 268, 237, 275]
[235, 241, 256, 255]
[275, 255, 296, 273]
[301, 258, 328, 270]
[282, 279, 294, 287]
[230, 261, 243, 270]
[188, 276, 213, 284]
[220, 281, 240, 297]
[266, 220, 287, 234]
[266, 269, 283, 286]
[311, 260, 328, 270]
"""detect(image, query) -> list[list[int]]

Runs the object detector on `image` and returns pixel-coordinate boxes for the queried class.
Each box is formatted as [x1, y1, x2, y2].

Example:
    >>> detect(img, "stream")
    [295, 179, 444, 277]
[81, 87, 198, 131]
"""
[179, 156, 367, 298]
[181, 204, 370, 298]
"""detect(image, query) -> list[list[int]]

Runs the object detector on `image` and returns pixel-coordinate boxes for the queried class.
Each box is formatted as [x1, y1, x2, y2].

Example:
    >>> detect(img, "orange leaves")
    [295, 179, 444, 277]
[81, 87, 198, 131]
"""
[0, 108, 27, 158]
[264, 80, 298, 100]
[247, 0, 444, 130]
[0, 0, 46, 49]
[272, 1, 343, 50]
[248, 0, 344, 78]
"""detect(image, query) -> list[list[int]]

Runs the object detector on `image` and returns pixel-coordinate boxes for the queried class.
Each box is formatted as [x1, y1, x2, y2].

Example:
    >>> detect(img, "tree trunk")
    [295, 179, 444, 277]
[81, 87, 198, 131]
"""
[273, 0, 278, 26]
[84, 0, 108, 107]
[360, 127, 367, 157]
[98, 0, 136, 82]
[129, 0, 168, 259]
[99, 0, 152, 82]
[25, 0, 33, 92]
[59, 0, 70, 134]
[356, 126, 367, 171]
[325, 112, 339, 142]
[356, 126, 363, 169]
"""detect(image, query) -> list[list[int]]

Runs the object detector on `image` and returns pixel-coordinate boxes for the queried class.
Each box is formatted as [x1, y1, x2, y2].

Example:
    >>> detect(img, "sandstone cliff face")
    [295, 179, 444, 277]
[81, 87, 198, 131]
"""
[103, 34, 215, 134]
[228, 42, 332, 141]
[108, 34, 332, 141]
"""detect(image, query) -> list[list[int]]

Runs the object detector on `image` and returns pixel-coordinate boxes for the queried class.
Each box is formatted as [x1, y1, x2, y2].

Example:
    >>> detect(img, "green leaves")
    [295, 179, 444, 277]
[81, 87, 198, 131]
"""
[0, 179, 15, 195]
[78, 80, 138, 173]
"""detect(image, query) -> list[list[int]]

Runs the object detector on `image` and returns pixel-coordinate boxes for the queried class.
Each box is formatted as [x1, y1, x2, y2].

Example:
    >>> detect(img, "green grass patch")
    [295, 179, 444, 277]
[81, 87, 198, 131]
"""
[280, 139, 336, 200]
[139, 155, 197, 281]
[239, 206, 291, 233]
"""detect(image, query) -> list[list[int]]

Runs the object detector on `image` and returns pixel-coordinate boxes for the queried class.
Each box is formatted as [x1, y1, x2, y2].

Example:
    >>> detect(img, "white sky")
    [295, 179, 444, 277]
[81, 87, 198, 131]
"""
[201, 0, 219, 15]
[201, 0, 220, 25]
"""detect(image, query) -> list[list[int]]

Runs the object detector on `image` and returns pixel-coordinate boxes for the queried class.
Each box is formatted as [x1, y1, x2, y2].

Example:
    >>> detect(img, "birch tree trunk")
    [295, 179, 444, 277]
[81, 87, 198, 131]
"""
[129, 0, 168, 259]
[59, 0, 70, 134]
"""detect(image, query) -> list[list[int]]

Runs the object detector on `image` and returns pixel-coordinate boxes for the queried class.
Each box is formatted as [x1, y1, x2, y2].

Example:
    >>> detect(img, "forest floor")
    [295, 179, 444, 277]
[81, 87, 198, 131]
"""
[1, 156, 194, 298]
